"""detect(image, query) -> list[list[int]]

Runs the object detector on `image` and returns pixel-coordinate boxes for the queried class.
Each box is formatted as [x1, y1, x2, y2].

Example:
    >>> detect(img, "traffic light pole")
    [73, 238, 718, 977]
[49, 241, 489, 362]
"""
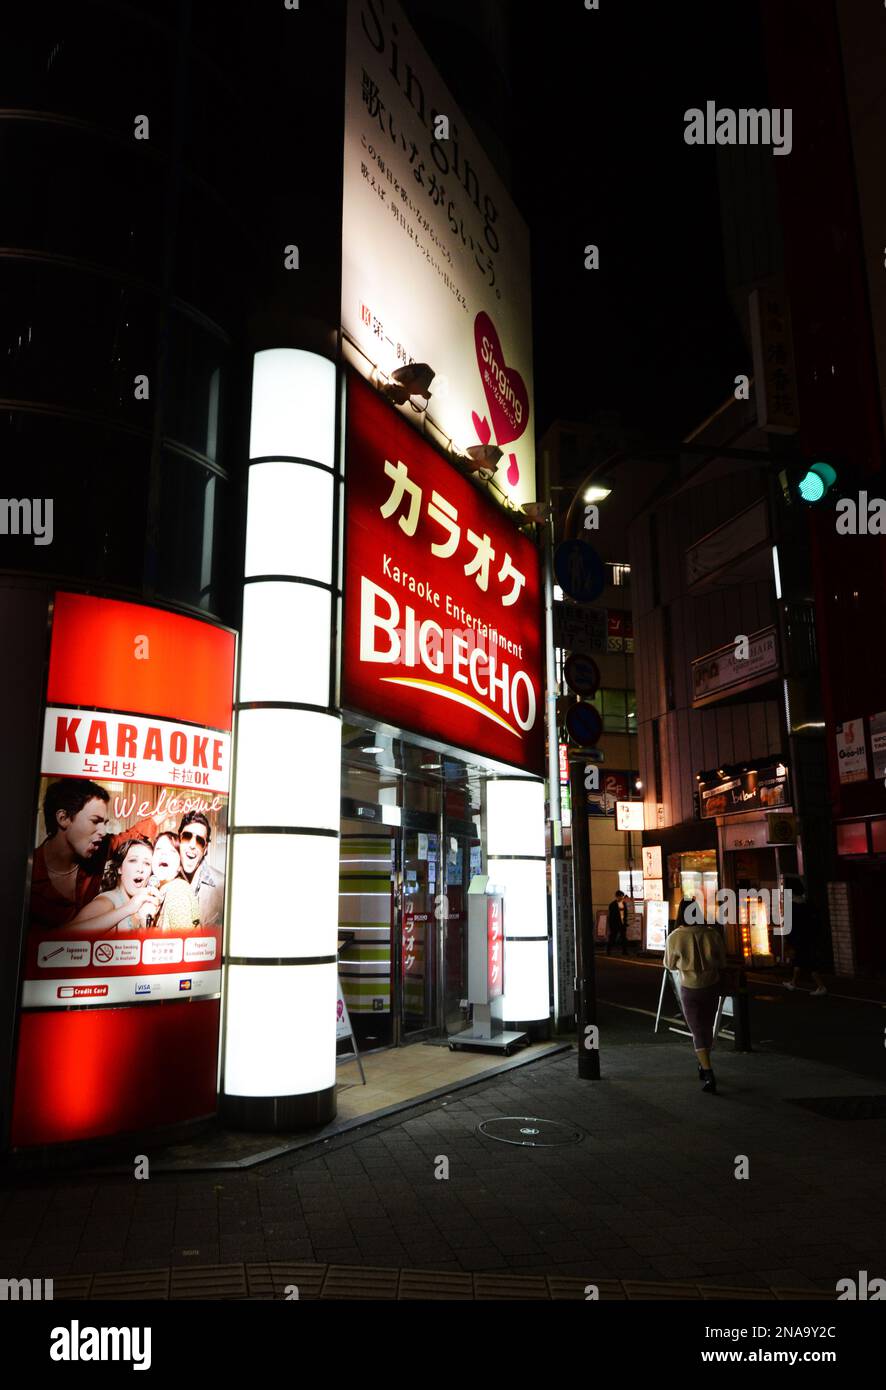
[569, 758, 601, 1079]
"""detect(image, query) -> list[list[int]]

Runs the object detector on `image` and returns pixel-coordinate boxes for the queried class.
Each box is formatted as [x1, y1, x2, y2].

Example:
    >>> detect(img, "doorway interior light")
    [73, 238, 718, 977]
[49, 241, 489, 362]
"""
[379, 361, 435, 407]
[583, 480, 612, 503]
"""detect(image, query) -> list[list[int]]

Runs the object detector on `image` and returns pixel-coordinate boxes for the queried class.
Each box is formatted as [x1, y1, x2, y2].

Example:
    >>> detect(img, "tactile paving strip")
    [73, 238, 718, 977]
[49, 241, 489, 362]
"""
[39, 1262, 837, 1301]
[320, 1264, 400, 1300]
[245, 1262, 327, 1300]
[475, 1273, 550, 1300]
[90, 1269, 170, 1300]
[547, 1276, 626, 1301]
[169, 1264, 249, 1300]
[398, 1268, 474, 1300]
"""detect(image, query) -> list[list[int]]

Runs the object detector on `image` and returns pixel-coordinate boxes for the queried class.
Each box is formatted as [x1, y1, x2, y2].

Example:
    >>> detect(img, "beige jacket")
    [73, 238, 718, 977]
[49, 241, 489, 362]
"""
[664, 925, 727, 989]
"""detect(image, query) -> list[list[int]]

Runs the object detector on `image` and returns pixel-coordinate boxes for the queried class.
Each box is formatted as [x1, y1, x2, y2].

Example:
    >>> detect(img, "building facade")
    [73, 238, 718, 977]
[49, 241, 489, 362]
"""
[1, 0, 553, 1151]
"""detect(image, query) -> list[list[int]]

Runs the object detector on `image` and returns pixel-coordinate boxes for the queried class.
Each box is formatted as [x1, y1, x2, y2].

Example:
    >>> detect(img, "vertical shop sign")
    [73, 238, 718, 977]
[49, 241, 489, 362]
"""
[487, 896, 503, 999]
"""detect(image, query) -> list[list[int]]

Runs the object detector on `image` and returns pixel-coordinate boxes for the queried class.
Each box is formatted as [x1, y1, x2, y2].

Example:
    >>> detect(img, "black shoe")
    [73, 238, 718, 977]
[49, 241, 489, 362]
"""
[701, 1069, 717, 1094]
[697, 1065, 705, 1082]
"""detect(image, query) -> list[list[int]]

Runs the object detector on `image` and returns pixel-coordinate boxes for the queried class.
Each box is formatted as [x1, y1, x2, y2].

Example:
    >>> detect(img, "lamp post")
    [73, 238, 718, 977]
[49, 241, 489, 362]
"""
[541, 460, 602, 1078]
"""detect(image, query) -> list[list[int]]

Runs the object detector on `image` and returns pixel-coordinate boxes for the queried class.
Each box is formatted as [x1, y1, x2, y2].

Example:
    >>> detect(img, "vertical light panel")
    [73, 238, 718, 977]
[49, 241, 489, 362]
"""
[221, 348, 341, 1131]
[485, 776, 550, 1023]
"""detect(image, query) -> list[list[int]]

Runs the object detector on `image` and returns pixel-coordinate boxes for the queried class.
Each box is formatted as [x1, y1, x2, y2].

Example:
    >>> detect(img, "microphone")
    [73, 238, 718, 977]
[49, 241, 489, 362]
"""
[145, 875, 160, 928]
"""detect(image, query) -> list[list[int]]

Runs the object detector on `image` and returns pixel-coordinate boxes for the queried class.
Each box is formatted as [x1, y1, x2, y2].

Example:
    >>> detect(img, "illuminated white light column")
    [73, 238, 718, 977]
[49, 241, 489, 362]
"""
[485, 777, 550, 1024]
[221, 348, 341, 1130]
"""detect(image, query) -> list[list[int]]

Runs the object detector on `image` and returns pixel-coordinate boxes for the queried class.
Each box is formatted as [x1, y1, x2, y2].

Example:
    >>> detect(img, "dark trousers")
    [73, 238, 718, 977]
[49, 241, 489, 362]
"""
[607, 922, 628, 954]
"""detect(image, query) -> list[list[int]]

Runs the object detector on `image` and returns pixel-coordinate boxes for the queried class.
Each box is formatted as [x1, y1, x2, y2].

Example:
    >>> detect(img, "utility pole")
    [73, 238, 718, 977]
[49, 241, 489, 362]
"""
[542, 450, 565, 1033]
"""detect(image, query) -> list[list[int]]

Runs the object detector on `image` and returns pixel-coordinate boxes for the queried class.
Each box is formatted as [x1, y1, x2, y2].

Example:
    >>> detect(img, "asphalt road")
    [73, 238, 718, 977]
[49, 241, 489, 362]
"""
[592, 953, 886, 1084]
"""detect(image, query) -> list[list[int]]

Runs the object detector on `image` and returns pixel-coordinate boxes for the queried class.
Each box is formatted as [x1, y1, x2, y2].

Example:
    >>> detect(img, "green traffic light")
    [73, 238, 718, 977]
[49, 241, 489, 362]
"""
[798, 470, 826, 501]
[798, 460, 838, 503]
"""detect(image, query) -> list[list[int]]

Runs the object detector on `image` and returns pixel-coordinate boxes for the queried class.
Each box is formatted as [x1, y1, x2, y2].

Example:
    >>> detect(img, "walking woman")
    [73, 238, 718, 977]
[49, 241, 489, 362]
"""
[664, 896, 727, 1094]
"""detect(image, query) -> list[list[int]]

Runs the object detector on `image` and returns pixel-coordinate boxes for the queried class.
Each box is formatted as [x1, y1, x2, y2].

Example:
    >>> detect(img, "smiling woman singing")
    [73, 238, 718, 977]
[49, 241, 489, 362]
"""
[66, 837, 158, 936]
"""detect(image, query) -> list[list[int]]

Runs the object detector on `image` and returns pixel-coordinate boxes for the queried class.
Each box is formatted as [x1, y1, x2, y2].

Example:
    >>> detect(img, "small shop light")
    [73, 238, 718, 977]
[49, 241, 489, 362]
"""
[521, 501, 551, 523]
[379, 362, 435, 407]
[463, 443, 502, 473]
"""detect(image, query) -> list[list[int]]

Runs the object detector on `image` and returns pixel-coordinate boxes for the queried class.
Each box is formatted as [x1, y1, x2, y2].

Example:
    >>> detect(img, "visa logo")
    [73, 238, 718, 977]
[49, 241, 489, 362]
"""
[135, 982, 151, 995]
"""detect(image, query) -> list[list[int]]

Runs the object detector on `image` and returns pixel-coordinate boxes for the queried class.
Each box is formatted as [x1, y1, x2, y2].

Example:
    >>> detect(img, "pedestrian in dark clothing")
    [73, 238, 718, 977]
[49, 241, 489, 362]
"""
[606, 890, 629, 955]
[782, 875, 827, 995]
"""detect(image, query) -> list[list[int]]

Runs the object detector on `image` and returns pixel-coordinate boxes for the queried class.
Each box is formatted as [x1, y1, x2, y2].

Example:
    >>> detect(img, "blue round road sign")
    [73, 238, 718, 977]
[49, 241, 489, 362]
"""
[565, 701, 603, 746]
[563, 652, 600, 697]
[554, 540, 606, 604]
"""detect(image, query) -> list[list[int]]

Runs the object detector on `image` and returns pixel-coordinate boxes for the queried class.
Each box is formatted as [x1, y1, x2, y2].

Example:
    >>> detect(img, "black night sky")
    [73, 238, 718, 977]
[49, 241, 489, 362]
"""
[511, 0, 768, 440]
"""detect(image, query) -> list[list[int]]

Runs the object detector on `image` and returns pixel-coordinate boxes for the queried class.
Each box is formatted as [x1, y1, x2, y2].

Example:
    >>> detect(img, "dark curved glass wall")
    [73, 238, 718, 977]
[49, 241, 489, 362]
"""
[1, 1, 249, 618]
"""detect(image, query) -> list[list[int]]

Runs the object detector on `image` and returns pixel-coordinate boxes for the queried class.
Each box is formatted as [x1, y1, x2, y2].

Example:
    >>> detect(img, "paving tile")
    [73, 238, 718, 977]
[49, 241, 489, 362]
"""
[454, 1249, 508, 1271]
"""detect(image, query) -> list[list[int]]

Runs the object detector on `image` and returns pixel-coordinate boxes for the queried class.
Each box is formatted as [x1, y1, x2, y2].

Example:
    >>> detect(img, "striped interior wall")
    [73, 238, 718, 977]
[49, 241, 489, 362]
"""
[338, 833, 394, 1015]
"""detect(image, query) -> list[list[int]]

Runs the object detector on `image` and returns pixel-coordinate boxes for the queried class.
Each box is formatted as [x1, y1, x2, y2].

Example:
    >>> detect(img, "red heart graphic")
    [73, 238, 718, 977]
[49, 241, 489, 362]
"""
[474, 311, 529, 448]
[471, 412, 492, 445]
[506, 454, 520, 487]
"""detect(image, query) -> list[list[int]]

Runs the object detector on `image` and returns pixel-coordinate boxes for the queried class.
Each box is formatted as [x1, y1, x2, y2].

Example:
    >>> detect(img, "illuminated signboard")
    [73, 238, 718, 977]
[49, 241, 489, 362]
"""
[13, 593, 235, 1145]
[615, 801, 645, 831]
[487, 897, 503, 1000]
[642, 845, 663, 879]
[645, 900, 669, 952]
[342, 0, 535, 508]
[342, 374, 543, 774]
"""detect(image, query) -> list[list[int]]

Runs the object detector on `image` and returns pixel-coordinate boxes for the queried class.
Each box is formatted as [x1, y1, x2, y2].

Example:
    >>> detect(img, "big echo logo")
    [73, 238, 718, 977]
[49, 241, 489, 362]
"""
[342, 374, 544, 773]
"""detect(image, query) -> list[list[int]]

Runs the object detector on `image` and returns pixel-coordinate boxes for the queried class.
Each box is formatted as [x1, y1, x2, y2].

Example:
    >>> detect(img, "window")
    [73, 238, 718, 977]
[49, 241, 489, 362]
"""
[609, 562, 631, 588]
[600, 688, 637, 734]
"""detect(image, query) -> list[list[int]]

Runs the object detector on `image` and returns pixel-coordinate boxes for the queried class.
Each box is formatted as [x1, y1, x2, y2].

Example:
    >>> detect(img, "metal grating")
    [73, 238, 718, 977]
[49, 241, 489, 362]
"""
[478, 1115, 583, 1147]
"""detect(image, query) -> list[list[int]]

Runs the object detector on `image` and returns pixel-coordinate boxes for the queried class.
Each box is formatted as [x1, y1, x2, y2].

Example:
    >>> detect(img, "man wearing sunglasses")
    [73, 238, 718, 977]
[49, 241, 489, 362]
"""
[177, 812, 225, 926]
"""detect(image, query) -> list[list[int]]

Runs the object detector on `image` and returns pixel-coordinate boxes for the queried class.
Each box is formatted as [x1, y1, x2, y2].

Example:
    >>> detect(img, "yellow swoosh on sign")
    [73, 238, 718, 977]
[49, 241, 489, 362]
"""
[380, 677, 521, 738]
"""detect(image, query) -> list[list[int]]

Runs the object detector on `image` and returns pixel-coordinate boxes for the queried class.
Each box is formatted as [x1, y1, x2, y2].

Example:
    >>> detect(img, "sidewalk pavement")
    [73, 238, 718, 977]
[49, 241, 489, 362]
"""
[2, 1012, 885, 1294]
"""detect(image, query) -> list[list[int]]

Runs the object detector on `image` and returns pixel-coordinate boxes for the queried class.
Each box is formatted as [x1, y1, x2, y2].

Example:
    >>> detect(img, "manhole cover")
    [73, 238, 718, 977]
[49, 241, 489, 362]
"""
[478, 1116, 583, 1147]
[789, 1095, 886, 1121]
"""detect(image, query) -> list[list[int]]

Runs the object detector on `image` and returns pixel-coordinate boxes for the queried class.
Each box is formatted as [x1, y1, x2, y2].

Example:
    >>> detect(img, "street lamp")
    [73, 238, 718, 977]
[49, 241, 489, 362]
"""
[583, 481, 613, 503]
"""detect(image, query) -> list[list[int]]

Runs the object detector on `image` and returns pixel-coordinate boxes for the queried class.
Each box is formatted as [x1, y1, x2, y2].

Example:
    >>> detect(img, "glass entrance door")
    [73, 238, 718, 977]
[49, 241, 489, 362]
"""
[398, 827, 438, 1039]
